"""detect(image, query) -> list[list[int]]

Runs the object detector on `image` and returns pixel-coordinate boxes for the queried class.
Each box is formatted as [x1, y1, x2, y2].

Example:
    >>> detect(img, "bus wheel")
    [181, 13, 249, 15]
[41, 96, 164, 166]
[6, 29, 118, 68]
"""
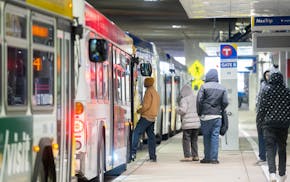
[98, 139, 105, 182]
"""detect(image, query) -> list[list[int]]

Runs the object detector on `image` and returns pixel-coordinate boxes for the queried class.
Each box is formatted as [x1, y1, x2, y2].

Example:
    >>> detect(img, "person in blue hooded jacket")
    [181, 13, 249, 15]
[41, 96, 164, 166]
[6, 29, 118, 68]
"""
[196, 69, 228, 164]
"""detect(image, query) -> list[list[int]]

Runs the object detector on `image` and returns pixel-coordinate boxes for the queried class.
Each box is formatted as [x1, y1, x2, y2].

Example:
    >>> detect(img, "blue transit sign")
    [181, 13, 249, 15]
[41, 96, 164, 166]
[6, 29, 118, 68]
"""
[220, 44, 237, 59]
[253, 16, 290, 26]
[220, 62, 237, 68]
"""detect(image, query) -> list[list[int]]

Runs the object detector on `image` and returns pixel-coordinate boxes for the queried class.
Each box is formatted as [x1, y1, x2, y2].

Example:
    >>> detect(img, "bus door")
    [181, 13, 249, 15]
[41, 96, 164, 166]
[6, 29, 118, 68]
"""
[112, 48, 131, 168]
[56, 27, 73, 181]
[174, 76, 181, 131]
[164, 75, 172, 138]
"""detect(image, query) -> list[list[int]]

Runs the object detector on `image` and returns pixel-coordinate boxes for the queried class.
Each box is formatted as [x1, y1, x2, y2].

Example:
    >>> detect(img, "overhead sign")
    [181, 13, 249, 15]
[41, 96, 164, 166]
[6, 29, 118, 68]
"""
[220, 44, 237, 79]
[220, 44, 237, 59]
[220, 62, 237, 68]
[251, 16, 290, 31]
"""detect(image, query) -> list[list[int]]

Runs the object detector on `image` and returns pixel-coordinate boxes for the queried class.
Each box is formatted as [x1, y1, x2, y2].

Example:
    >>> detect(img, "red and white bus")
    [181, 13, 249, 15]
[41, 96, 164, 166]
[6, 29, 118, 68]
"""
[73, 2, 141, 181]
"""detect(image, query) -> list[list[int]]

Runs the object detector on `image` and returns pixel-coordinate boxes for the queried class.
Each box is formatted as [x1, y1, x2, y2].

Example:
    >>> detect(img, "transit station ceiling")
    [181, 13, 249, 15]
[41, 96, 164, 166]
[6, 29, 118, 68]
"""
[180, 0, 290, 18]
[87, 0, 289, 58]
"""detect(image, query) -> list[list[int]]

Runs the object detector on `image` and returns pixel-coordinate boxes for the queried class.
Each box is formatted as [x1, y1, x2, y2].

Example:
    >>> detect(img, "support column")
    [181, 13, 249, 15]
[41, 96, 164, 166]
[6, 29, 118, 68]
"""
[220, 44, 239, 150]
[184, 39, 206, 91]
[184, 39, 206, 66]
[248, 73, 257, 111]
[279, 51, 287, 78]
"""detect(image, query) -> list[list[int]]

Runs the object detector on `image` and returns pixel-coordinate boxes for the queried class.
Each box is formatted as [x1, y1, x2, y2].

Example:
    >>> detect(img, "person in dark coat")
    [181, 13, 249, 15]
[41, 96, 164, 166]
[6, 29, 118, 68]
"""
[257, 71, 290, 182]
[196, 69, 228, 164]
[255, 70, 270, 164]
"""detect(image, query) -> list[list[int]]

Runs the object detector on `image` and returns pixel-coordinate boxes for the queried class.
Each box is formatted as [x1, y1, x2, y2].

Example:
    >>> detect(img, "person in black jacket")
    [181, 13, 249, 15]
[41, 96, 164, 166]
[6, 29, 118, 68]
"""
[255, 70, 270, 164]
[196, 69, 228, 164]
[257, 71, 290, 182]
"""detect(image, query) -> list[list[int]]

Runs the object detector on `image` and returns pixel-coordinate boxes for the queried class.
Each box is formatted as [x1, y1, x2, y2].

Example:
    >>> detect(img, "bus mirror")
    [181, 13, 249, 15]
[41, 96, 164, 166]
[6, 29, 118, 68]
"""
[140, 63, 152, 76]
[89, 39, 108, 62]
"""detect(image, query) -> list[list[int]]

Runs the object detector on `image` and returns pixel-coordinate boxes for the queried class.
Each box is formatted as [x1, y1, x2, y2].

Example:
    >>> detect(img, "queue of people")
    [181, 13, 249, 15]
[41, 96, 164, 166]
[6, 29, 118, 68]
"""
[130, 67, 290, 182]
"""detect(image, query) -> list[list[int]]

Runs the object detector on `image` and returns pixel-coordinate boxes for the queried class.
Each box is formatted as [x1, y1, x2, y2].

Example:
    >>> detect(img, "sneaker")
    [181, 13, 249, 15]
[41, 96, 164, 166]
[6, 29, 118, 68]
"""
[210, 160, 219, 164]
[255, 159, 266, 165]
[278, 175, 287, 182]
[146, 158, 157, 162]
[180, 157, 192, 162]
[269, 173, 277, 182]
[200, 159, 211, 163]
[131, 154, 136, 161]
[192, 157, 199, 161]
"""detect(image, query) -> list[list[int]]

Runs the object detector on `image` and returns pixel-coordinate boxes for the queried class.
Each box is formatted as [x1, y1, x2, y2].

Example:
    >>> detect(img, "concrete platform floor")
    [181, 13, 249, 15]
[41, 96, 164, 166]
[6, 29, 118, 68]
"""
[109, 110, 290, 182]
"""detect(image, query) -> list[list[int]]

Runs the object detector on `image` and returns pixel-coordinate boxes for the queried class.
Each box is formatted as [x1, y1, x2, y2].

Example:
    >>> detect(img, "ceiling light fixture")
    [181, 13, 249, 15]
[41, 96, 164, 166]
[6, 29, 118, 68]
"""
[172, 25, 182, 29]
[144, 0, 159, 2]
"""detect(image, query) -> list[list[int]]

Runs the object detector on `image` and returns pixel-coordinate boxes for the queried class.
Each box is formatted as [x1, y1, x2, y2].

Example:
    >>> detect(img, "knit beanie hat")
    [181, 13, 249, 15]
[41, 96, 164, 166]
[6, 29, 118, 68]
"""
[144, 77, 154, 87]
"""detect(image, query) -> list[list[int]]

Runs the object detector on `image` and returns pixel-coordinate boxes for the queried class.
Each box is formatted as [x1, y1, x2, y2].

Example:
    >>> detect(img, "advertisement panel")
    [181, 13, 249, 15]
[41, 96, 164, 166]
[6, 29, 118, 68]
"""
[0, 117, 33, 182]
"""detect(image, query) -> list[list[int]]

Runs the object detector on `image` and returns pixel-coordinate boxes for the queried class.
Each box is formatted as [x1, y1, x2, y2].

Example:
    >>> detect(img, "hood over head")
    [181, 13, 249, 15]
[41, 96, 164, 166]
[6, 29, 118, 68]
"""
[144, 77, 154, 87]
[205, 69, 218, 82]
[180, 84, 193, 97]
[269, 71, 284, 86]
[262, 70, 270, 83]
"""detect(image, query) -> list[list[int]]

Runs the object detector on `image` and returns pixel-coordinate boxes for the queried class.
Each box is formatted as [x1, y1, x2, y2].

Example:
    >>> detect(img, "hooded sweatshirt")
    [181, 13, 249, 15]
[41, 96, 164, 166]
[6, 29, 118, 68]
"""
[257, 72, 290, 129]
[138, 77, 160, 122]
[176, 84, 200, 129]
[256, 70, 270, 112]
[196, 69, 229, 120]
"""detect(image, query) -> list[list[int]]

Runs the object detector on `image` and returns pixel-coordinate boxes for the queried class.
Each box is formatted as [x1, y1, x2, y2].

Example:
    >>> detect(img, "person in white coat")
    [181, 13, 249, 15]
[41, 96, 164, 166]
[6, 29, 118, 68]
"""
[176, 84, 201, 161]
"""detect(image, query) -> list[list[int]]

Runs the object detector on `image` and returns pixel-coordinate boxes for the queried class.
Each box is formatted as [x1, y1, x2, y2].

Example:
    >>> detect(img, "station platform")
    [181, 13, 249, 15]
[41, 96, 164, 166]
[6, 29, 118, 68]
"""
[111, 110, 290, 182]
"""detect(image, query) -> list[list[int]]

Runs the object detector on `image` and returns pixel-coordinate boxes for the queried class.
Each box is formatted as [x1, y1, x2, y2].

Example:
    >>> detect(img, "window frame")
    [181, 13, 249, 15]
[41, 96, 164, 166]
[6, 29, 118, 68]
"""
[4, 5, 29, 111]
[30, 12, 56, 111]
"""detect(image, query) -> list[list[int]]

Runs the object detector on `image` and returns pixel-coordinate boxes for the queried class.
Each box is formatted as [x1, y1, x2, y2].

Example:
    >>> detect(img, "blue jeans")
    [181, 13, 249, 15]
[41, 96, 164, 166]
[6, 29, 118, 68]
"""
[201, 118, 221, 161]
[132, 117, 156, 159]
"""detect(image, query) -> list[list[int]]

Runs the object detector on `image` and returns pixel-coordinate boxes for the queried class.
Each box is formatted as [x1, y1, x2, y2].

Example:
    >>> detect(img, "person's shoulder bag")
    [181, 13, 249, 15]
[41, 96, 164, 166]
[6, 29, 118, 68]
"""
[220, 110, 228, 136]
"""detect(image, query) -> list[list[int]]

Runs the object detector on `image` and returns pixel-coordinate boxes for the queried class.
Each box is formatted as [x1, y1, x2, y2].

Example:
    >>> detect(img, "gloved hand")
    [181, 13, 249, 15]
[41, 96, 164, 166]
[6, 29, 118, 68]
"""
[137, 108, 142, 114]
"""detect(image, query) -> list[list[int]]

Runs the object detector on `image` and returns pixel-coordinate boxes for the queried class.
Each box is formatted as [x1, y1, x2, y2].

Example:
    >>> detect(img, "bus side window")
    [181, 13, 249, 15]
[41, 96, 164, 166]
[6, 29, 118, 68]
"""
[125, 57, 131, 103]
[90, 62, 96, 99]
[32, 50, 54, 106]
[120, 54, 126, 103]
[7, 47, 28, 106]
[103, 63, 109, 100]
[96, 63, 103, 100]
[116, 69, 122, 102]
[113, 48, 122, 102]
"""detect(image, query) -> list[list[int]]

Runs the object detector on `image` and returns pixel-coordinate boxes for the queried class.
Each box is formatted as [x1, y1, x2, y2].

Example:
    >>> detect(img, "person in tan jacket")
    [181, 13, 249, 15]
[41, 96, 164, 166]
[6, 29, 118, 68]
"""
[131, 77, 160, 162]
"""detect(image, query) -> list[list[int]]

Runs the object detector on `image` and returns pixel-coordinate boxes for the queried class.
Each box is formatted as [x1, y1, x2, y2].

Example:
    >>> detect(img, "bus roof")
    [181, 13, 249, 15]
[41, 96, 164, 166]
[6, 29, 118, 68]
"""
[127, 32, 153, 53]
[85, 2, 133, 54]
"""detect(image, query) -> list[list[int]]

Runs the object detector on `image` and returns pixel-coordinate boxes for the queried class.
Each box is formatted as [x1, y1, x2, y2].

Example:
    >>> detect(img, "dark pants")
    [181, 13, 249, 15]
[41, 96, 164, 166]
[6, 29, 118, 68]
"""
[132, 117, 156, 159]
[257, 127, 266, 161]
[182, 129, 199, 158]
[264, 127, 288, 176]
